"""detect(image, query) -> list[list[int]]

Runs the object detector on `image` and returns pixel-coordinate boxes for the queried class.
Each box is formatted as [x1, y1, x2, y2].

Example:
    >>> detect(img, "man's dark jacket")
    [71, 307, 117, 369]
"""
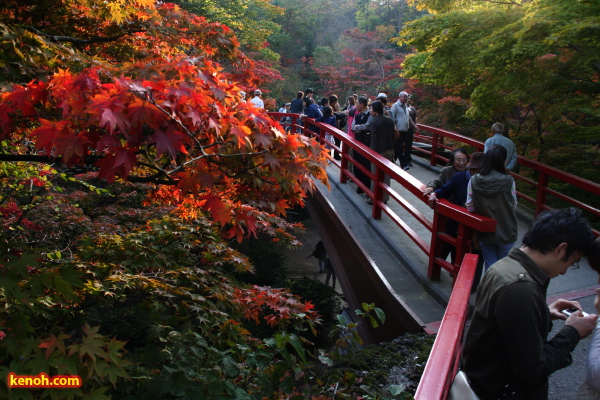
[462, 248, 580, 400]
[367, 114, 395, 154]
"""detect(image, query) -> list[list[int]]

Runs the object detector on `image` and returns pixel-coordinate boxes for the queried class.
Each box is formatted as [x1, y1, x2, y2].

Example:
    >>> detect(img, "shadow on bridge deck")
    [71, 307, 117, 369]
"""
[310, 156, 599, 336]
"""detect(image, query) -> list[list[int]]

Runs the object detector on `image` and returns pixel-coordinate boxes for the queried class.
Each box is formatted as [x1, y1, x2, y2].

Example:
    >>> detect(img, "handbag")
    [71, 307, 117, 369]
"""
[448, 370, 480, 400]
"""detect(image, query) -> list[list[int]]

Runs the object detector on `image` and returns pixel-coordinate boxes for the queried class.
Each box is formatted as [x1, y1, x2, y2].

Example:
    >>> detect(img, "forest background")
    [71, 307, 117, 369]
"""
[0, 0, 598, 399]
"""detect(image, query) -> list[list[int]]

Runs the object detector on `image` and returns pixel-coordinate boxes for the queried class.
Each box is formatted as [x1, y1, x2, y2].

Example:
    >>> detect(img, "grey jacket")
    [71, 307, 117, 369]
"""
[470, 170, 517, 245]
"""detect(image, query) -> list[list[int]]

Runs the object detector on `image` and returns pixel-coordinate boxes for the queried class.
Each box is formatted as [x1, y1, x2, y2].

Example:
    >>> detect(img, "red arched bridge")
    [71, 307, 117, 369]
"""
[268, 111, 600, 400]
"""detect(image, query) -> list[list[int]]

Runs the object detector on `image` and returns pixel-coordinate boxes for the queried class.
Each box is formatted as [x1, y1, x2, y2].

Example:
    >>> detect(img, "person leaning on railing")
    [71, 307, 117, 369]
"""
[427, 152, 485, 288]
[423, 147, 470, 198]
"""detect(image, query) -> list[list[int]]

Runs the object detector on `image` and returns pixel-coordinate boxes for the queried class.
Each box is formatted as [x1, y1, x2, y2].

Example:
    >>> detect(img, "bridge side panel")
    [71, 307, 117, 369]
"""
[306, 188, 425, 345]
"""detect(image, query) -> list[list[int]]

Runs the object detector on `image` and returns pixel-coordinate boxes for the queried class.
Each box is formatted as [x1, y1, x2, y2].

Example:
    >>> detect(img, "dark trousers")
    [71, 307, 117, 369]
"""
[395, 129, 414, 167]
[353, 131, 371, 192]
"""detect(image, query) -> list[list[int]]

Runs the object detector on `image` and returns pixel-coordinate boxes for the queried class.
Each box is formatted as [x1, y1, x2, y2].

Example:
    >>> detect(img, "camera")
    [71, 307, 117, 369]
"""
[561, 308, 589, 317]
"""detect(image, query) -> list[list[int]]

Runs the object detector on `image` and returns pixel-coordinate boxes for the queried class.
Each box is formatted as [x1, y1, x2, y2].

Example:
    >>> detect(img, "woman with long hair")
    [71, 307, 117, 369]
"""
[466, 145, 517, 269]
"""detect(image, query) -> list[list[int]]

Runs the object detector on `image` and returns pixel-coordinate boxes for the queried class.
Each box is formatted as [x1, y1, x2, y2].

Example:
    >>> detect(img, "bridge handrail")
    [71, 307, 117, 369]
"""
[414, 254, 479, 400]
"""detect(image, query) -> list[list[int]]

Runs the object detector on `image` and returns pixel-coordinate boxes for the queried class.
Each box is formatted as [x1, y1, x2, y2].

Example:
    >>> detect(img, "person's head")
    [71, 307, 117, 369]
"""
[357, 96, 368, 111]
[285, 103, 290, 109]
[320, 97, 330, 107]
[480, 144, 507, 175]
[329, 95, 338, 107]
[322, 106, 333, 118]
[466, 152, 484, 174]
[377, 93, 387, 105]
[305, 88, 313, 97]
[239, 91, 246, 99]
[296, 91, 304, 99]
[302, 97, 313, 108]
[521, 208, 595, 277]
[370, 100, 384, 116]
[492, 122, 504, 135]
[448, 147, 470, 172]
[398, 91, 409, 104]
[254, 89, 262, 97]
[347, 96, 356, 106]
[407, 95, 414, 105]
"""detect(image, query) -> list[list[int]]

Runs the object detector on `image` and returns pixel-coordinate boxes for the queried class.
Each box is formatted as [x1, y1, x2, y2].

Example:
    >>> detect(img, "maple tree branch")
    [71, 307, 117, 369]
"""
[26, 26, 147, 44]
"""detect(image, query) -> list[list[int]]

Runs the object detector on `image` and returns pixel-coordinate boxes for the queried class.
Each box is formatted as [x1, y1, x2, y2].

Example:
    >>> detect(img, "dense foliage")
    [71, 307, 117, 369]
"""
[399, 0, 600, 179]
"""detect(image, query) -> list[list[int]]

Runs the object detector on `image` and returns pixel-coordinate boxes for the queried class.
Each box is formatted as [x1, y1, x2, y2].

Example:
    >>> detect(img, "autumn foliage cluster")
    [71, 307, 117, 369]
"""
[0, 0, 331, 398]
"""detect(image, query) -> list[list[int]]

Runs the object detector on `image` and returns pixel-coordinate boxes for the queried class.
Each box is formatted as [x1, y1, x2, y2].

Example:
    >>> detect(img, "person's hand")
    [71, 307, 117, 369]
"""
[549, 298, 584, 320]
[427, 193, 437, 209]
[566, 311, 598, 339]
[423, 187, 434, 196]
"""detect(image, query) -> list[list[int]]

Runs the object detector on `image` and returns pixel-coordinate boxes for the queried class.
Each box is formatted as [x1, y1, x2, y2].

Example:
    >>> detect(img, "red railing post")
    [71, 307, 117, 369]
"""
[428, 211, 444, 280]
[340, 142, 350, 184]
[371, 166, 384, 220]
[535, 172, 549, 217]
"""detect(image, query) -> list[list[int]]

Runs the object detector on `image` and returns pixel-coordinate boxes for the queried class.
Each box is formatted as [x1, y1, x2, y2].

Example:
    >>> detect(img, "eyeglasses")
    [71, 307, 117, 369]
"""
[455, 158, 468, 164]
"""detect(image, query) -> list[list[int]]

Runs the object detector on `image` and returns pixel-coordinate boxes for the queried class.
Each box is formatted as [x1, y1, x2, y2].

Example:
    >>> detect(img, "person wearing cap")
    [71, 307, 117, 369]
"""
[390, 91, 419, 171]
[250, 89, 264, 109]
[239, 91, 246, 103]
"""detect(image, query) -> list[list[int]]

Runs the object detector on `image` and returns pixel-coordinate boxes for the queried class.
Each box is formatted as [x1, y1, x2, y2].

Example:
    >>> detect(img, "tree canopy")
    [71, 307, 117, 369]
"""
[400, 0, 600, 171]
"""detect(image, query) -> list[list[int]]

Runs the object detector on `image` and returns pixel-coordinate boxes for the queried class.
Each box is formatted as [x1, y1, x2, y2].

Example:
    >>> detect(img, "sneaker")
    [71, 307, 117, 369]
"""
[403, 166, 410, 171]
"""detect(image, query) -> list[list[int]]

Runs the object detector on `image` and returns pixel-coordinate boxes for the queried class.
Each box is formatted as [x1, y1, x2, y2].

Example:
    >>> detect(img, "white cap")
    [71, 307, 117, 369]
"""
[239, 91, 246, 97]
[254, 89, 262, 95]
[377, 92, 387, 99]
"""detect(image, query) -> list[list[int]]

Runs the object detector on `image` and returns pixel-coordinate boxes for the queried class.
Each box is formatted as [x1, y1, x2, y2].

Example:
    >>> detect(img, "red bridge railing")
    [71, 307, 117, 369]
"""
[414, 254, 479, 400]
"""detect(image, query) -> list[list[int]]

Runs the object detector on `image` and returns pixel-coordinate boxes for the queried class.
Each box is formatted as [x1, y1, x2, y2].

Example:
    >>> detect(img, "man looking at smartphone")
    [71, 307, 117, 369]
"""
[462, 208, 598, 400]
